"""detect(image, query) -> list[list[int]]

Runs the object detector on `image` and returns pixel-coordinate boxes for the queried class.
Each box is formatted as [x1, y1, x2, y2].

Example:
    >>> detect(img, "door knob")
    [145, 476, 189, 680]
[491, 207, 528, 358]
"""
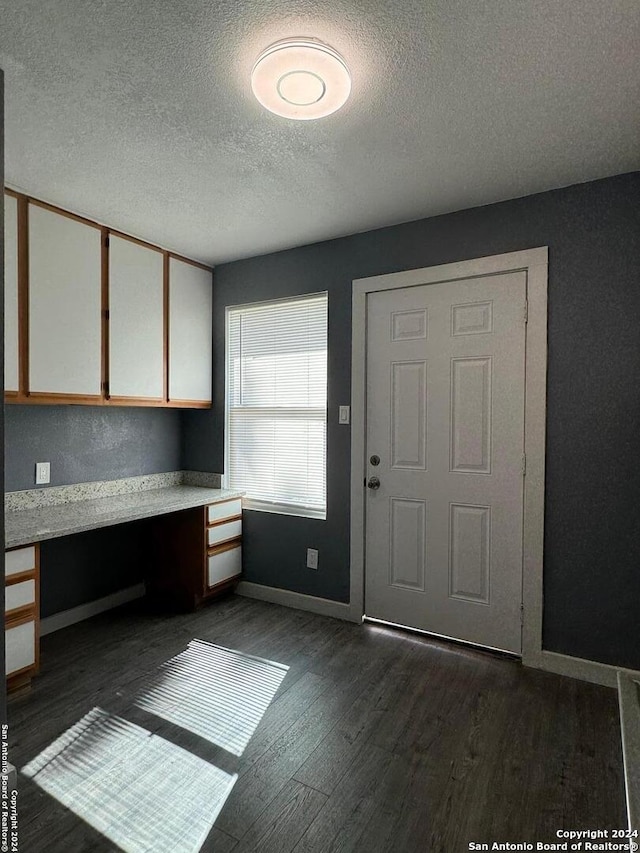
[367, 476, 381, 490]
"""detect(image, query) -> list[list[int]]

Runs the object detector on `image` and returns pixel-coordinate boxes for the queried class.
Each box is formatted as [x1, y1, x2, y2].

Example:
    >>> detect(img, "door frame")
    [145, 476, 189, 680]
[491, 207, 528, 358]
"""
[349, 247, 548, 666]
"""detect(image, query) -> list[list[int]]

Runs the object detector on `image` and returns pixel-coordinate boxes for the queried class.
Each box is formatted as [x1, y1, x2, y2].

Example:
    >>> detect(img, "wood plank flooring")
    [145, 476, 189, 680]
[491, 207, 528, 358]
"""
[8, 594, 625, 852]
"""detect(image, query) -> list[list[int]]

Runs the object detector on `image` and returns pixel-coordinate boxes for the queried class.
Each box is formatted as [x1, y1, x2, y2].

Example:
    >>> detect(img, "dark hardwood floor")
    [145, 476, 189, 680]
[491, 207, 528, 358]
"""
[9, 594, 625, 852]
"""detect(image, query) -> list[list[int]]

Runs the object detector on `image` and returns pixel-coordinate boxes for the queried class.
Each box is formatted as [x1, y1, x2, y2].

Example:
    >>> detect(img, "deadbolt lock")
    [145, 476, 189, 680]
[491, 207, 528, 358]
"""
[370, 455, 380, 466]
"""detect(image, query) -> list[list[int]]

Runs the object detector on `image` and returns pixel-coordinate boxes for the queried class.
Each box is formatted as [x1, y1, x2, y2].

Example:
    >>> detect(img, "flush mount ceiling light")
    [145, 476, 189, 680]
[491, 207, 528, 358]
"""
[251, 38, 351, 120]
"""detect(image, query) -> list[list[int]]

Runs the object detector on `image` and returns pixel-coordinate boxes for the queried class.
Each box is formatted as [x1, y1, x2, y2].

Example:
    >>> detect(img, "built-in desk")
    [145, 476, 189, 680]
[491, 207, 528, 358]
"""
[5, 485, 243, 549]
[4, 474, 244, 691]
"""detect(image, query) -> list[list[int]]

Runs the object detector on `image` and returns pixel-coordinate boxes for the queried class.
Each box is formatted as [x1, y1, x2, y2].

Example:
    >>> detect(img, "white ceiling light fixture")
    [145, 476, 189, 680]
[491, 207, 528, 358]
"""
[251, 37, 351, 120]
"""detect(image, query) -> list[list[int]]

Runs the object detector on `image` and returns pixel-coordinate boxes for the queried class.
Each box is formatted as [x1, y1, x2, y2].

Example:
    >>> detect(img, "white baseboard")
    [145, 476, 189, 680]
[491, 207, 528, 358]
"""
[537, 649, 640, 688]
[40, 583, 146, 636]
[236, 581, 358, 623]
[618, 672, 640, 832]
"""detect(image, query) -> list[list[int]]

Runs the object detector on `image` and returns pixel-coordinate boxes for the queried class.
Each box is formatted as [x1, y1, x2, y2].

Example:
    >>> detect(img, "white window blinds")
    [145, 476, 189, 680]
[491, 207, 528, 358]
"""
[226, 293, 328, 517]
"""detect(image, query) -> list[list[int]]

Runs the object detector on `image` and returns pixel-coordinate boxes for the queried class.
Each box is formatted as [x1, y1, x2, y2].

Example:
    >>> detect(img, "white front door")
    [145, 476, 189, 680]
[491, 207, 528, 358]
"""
[364, 271, 527, 653]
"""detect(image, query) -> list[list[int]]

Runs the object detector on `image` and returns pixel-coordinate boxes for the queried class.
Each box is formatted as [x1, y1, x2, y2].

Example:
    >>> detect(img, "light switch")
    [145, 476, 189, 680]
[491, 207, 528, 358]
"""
[35, 462, 50, 485]
[339, 405, 350, 425]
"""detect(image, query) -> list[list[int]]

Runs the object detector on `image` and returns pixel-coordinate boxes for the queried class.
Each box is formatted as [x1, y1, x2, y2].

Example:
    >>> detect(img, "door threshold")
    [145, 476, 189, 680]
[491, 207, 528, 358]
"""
[363, 615, 521, 660]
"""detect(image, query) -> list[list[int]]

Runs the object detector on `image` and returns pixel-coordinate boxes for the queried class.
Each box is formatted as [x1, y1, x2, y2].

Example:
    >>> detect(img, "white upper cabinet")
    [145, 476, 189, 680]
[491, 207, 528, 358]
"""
[109, 235, 164, 400]
[5, 191, 213, 408]
[168, 257, 212, 403]
[4, 194, 19, 393]
[28, 204, 102, 397]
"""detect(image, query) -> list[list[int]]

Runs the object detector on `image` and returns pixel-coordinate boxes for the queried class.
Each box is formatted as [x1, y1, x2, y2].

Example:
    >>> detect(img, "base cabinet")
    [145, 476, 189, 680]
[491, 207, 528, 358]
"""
[147, 499, 242, 611]
[207, 543, 242, 588]
[5, 544, 40, 693]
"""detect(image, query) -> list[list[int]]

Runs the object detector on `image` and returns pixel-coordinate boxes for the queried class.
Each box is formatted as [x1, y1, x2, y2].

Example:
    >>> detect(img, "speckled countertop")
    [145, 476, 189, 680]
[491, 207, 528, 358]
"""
[5, 486, 243, 549]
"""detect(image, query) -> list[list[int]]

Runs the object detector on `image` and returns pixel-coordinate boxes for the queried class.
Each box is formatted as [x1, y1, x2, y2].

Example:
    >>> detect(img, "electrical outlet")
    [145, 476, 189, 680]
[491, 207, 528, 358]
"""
[306, 548, 319, 570]
[35, 462, 50, 485]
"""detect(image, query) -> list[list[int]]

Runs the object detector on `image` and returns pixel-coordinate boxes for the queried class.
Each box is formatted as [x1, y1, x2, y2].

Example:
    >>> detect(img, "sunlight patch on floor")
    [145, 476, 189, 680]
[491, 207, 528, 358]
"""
[22, 707, 237, 853]
[134, 639, 289, 756]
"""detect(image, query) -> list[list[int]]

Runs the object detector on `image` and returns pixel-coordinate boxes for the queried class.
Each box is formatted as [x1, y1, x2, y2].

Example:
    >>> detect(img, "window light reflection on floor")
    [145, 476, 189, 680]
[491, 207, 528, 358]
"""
[134, 639, 289, 756]
[21, 707, 237, 853]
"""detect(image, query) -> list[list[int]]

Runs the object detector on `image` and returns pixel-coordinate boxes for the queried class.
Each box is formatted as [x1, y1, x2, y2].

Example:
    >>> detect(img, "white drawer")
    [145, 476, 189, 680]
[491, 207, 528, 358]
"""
[207, 545, 242, 588]
[5, 546, 36, 578]
[6, 620, 36, 676]
[208, 519, 242, 547]
[207, 499, 242, 524]
[6, 580, 36, 613]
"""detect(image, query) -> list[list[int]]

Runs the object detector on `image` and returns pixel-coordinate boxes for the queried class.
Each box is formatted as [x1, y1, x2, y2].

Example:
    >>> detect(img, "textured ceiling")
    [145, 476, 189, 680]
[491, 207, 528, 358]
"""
[1, 0, 639, 265]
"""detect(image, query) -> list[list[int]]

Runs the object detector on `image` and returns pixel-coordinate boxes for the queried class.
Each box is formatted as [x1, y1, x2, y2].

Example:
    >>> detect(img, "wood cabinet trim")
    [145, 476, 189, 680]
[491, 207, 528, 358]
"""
[107, 396, 166, 406]
[7, 669, 34, 694]
[167, 251, 211, 272]
[24, 392, 104, 404]
[163, 251, 169, 403]
[165, 399, 212, 408]
[17, 194, 29, 397]
[5, 604, 36, 627]
[207, 515, 243, 528]
[5, 570, 36, 587]
[4, 546, 41, 685]
[5, 543, 36, 555]
[4, 189, 212, 409]
[101, 227, 110, 398]
[28, 197, 103, 231]
[4, 394, 212, 408]
[204, 575, 241, 596]
[5, 606, 37, 630]
[6, 190, 212, 270]
[108, 228, 165, 255]
[207, 539, 242, 557]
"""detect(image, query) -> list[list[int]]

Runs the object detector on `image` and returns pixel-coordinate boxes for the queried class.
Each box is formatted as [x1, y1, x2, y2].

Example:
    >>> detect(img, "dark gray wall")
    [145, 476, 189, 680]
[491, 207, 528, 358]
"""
[5, 405, 181, 492]
[183, 172, 640, 670]
[1, 68, 6, 722]
[39, 522, 148, 618]
[5, 406, 181, 615]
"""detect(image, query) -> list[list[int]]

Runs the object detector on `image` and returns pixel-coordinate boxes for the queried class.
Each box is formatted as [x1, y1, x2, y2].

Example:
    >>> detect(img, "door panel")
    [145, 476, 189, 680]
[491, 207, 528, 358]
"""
[364, 272, 526, 653]
[391, 360, 427, 469]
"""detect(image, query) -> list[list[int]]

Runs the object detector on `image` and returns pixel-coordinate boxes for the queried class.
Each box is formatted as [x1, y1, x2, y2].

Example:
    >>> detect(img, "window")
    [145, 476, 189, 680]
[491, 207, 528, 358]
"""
[226, 293, 328, 518]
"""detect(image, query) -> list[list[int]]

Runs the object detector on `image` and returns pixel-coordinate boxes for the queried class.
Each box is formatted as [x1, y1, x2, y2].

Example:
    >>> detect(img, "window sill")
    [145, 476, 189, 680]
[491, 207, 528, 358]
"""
[242, 500, 326, 521]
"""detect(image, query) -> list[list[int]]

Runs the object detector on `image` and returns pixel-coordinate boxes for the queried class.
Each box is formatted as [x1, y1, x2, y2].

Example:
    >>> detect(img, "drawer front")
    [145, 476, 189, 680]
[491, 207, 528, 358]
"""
[5, 580, 36, 613]
[207, 499, 242, 524]
[6, 620, 36, 676]
[207, 545, 242, 588]
[6, 546, 37, 578]
[208, 519, 242, 547]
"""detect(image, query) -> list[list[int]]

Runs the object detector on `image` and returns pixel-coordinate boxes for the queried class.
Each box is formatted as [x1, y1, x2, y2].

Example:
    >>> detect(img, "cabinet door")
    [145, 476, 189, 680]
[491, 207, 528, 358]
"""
[4, 194, 19, 393]
[207, 544, 242, 588]
[168, 257, 212, 404]
[6, 619, 36, 676]
[28, 203, 102, 397]
[109, 235, 164, 400]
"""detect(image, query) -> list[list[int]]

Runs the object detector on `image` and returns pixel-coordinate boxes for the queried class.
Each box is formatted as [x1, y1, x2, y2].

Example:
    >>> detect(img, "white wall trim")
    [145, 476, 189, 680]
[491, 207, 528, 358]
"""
[538, 650, 640, 689]
[40, 583, 146, 636]
[350, 248, 548, 665]
[236, 581, 358, 622]
[618, 671, 640, 832]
